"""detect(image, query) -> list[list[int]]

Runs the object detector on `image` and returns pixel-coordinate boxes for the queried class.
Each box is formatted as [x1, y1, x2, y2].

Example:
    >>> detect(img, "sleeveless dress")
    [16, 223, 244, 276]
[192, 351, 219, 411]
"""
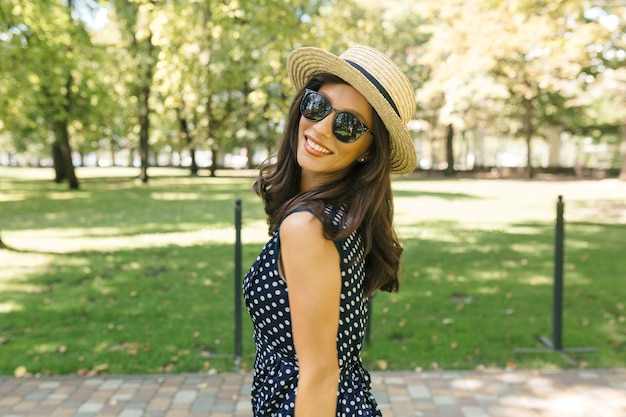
[243, 205, 382, 417]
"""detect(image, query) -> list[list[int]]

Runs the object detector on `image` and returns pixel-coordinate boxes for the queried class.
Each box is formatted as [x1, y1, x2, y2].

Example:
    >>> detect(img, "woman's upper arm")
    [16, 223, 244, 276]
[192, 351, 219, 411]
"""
[279, 211, 341, 373]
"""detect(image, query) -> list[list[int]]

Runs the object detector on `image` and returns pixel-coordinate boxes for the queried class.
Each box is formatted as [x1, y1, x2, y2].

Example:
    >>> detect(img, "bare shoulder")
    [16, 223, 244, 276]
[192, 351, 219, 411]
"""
[279, 210, 337, 280]
[279, 210, 324, 241]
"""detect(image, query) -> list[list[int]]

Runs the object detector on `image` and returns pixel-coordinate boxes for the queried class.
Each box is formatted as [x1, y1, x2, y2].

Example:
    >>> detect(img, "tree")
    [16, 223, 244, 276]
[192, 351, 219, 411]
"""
[0, 0, 97, 188]
[416, 0, 610, 176]
[585, 3, 626, 179]
[149, 0, 315, 176]
[106, 0, 162, 183]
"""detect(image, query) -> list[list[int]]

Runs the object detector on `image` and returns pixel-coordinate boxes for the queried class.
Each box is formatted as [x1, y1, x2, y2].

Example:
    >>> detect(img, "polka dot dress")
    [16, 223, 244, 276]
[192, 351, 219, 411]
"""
[243, 206, 382, 417]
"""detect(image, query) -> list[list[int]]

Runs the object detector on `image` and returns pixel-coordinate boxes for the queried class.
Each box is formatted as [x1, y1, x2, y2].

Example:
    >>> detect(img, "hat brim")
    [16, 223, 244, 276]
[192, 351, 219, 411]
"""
[288, 47, 416, 175]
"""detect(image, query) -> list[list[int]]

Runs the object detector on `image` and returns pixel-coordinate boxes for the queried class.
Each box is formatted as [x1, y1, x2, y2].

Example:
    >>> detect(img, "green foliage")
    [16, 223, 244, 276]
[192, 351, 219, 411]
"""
[1, 1, 625, 174]
[1, 168, 624, 375]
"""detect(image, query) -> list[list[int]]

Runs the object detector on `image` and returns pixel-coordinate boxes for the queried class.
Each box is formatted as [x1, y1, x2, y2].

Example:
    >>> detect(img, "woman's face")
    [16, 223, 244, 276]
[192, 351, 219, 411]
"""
[297, 83, 374, 192]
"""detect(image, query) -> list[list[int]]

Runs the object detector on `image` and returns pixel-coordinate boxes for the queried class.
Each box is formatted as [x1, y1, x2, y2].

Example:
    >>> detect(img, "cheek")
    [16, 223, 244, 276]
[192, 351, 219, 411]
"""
[352, 136, 374, 156]
[297, 117, 309, 137]
[335, 142, 369, 162]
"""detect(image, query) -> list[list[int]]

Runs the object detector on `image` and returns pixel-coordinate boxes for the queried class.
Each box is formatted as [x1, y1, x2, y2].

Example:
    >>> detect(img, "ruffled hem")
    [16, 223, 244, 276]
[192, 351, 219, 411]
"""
[252, 352, 299, 416]
[252, 357, 381, 417]
[336, 364, 382, 416]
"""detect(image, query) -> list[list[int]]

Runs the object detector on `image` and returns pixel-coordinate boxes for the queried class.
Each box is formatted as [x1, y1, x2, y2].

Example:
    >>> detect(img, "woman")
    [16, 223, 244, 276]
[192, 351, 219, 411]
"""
[243, 45, 416, 417]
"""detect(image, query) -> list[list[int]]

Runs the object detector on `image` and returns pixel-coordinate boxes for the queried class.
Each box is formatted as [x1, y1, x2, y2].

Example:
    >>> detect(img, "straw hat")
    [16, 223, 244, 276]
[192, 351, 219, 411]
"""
[287, 45, 417, 175]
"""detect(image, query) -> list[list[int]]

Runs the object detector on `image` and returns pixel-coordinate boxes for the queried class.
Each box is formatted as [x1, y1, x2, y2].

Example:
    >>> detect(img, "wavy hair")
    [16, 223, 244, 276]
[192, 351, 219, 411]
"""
[253, 73, 402, 297]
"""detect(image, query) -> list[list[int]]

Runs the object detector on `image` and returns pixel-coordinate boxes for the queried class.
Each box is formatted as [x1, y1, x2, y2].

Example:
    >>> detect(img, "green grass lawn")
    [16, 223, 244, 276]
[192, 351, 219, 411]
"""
[1, 167, 624, 376]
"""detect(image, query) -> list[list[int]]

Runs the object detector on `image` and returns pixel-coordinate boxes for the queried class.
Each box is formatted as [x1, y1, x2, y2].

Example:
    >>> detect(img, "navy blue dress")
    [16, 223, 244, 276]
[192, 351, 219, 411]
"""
[243, 205, 382, 417]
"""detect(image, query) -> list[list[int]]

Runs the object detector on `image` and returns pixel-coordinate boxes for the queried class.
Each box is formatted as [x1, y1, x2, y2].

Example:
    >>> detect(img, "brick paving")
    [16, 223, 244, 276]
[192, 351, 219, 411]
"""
[1, 369, 625, 417]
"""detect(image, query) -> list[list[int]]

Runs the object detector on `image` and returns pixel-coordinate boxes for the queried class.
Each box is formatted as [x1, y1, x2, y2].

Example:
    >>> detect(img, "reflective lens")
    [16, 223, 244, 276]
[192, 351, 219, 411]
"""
[300, 89, 371, 143]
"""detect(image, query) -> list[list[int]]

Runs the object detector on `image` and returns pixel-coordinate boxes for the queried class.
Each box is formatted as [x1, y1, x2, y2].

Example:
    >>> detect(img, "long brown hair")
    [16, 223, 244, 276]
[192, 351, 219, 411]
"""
[254, 73, 402, 297]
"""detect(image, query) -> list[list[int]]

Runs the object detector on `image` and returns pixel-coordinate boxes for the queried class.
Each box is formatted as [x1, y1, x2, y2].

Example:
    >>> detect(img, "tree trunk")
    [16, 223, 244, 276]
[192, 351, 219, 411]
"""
[55, 0, 78, 190]
[53, 119, 79, 189]
[138, 82, 150, 183]
[136, 27, 156, 183]
[52, 142, 66, 183]
[209, 145, 218, 177]
[179, 115, 198, 176]
[523, 96, 534, 179]
[206, 88, 217, 177]
[445, 123, 455, 176]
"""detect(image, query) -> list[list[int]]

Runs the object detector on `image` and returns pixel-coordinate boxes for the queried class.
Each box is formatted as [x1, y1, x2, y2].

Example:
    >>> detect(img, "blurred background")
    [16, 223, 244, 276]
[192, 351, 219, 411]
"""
[1, 0, 625, 187]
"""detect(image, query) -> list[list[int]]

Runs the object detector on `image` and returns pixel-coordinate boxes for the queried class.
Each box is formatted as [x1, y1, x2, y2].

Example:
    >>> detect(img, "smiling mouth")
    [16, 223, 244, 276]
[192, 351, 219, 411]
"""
[306, 137, 332, 154]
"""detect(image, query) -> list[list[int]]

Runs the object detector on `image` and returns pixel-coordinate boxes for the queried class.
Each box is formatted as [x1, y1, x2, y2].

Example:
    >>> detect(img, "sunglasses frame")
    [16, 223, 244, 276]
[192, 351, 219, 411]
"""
[300, 89, 372, 143]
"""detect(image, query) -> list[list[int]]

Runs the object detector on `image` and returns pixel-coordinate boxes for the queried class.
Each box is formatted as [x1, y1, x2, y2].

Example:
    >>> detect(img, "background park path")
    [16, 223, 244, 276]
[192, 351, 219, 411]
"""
[1, 369, 625, 417]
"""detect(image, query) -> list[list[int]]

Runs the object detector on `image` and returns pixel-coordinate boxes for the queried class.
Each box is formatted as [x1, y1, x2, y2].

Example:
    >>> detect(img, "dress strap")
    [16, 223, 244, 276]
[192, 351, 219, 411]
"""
[279, 206, 313, 224]
[287, 206, 313, 216]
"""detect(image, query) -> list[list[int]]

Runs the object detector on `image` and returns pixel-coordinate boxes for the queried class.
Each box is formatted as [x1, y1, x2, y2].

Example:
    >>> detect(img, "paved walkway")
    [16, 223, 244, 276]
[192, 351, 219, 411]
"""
[1, 369, 625, 417]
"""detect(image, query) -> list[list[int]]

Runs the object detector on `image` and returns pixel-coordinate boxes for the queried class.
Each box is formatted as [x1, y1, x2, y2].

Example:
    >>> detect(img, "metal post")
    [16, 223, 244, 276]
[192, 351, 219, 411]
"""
[552, 195, 564, 351]
[234, 199, 243, 371]
[514, 194, 597, 362]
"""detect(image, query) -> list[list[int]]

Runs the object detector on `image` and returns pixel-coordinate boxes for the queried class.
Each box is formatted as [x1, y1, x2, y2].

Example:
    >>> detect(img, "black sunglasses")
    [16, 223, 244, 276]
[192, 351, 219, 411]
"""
[299, 89, 372, 143]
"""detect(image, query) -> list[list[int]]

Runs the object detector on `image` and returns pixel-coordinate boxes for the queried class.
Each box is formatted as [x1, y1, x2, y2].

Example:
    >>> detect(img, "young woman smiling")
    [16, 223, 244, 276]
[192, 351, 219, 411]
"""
[244, 45, 417, 417]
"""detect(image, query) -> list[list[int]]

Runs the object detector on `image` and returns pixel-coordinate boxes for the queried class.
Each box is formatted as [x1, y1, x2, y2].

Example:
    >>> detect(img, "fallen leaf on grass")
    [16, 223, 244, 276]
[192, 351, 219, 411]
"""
[14, 366, 28, 378]
[58, 345, 67, 354]
[77, 364, 109, 376]
[376, 360, 388, 370]
[108, 342, 140, 354]
[160, 363, 174, 373]
[90, 364, 109, 376]
[0, 336, 8, 344]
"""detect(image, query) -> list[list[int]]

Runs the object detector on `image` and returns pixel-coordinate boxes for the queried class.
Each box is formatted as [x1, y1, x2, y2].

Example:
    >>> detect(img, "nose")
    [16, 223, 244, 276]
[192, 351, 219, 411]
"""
[311, 110, 335, 138]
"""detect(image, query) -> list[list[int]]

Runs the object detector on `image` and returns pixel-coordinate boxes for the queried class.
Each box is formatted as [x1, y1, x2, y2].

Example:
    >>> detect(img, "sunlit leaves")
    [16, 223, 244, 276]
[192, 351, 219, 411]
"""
[414, 0, 624, 173]
[2, 0, 624, 176]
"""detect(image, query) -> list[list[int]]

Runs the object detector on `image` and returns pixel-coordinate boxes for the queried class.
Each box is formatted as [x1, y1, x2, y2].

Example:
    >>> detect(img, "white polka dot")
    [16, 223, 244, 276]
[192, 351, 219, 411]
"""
[243, 205, 382, 416]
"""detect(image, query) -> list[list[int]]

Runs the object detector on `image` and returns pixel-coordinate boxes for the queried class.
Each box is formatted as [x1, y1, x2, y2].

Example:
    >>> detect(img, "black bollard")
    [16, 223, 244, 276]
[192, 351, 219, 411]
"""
[234, 199, 243, 371]
[514, 195, 597, 363]
[552, 195, 564, 351]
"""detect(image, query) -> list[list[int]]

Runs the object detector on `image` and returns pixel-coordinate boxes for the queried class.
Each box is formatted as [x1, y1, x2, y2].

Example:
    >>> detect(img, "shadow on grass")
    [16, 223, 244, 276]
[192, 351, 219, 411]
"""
[1, 176, 265, 237]
[363, 220, 626, 371]
[0, 241, 261, 376]
[1, 171, 624, 374]
[1, 220, 624, 375]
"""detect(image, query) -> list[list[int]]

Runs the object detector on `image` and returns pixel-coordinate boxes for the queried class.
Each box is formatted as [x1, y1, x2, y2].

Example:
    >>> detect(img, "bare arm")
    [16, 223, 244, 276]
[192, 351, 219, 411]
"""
[280, 211, 341, 417]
